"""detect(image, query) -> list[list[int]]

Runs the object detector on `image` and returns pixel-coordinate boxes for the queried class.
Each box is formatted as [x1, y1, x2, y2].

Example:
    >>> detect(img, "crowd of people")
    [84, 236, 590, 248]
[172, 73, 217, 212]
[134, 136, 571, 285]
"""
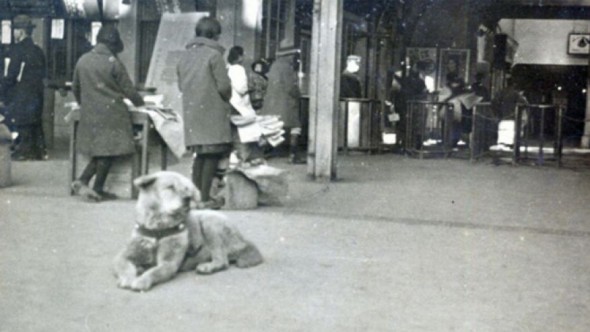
[388, 57, 528, 151]
[65, 17, 298, 206]
[0, 15, 529, 206]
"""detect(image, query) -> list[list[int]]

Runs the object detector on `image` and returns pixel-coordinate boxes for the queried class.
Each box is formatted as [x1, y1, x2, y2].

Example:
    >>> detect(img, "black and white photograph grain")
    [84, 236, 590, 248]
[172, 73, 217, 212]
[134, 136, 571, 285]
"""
[1, 0, 590, 331]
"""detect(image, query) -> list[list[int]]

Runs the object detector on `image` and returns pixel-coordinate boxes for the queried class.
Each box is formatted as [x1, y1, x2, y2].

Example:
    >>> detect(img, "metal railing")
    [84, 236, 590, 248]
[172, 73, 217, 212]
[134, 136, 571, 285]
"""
[339, 98, 384, 153]
[405, 100, 455, 158]
[299, 96, 385, 153]
[513, 104, 564, 167]
[470, 102, 496, 162]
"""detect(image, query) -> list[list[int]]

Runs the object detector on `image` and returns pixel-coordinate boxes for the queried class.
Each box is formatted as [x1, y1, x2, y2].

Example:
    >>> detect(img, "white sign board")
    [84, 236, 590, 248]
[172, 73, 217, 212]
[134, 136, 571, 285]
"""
[145, 12, 209, 114]
[1, 20, 11, 44]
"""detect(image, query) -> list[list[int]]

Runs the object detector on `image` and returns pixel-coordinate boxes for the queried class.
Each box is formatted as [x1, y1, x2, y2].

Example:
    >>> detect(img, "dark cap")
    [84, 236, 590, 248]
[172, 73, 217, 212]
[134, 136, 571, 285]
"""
[96, 25, 124, 54]
[13, 15, 35, 29]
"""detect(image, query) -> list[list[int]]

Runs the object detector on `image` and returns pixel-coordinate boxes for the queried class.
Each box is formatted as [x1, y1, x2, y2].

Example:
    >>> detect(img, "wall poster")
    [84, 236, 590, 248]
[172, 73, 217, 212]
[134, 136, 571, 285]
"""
[437, 48, 470, 90]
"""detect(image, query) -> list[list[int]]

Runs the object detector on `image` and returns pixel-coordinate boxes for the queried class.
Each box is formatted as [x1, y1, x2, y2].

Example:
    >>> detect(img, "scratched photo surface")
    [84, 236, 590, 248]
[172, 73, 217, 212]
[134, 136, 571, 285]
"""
[1, 1, 590, 331]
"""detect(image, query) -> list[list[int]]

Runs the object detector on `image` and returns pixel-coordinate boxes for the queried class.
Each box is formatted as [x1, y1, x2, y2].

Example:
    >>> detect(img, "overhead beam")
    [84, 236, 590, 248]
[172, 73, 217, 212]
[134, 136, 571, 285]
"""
[307, 0, 343, 180]
[496, 0, 590, 6]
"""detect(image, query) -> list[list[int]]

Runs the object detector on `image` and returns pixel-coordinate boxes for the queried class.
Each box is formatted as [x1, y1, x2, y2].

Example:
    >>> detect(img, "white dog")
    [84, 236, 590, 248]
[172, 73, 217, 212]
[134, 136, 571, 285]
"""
[113, 171, 263, 291]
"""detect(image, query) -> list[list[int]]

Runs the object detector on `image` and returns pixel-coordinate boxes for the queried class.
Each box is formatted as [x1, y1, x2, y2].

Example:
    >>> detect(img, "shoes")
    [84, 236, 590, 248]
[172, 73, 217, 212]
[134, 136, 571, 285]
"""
[11, 151, 48, 161]
[289, 154, 306, 165]
[35, 153, 49, 161]
[11, 154, 30, 161]
[96, 190, 118, 201]
[71, 180, 102, 202]
[198, 197, 225, 210]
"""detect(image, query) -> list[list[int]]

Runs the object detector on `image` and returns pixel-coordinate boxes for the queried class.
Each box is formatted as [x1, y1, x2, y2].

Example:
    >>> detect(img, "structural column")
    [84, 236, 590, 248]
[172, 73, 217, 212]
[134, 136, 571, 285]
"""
[583, 64, 590, 148]
[118, 0, 139, 82]
[307, 0, 343, 180]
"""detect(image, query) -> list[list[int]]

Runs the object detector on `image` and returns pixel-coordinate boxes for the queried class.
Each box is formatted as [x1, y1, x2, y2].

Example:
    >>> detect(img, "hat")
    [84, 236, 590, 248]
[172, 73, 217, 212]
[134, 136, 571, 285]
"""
[12, 15, 35, 29]
[96, 25, 124, 54]
[347, 55, 361, 63]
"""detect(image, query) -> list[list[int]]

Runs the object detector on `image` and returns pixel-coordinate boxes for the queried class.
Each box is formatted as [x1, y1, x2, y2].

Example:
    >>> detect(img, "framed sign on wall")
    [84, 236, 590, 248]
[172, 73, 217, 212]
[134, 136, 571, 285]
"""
[568, 33, 590, 55]
[438, 48, 470, 90]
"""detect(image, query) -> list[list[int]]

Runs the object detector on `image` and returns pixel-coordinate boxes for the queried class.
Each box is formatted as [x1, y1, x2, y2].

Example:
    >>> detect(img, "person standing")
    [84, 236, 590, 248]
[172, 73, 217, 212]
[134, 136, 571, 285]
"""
[71, 25, 145, 202]
[491, 78, 528, 147]
[248, 59, 269, 111]
[470, 72, 490, 102]
[227, 46, 264, 164]
[0, 15, 47, 161]
[259, 52, 304, 164]
[177, 17, 232, 209]
[340, 55, 362, 98]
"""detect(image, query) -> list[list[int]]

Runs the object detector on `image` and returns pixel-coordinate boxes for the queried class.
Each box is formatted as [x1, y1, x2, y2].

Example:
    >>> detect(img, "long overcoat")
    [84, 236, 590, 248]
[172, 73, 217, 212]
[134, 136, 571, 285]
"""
[73, 43, 144, 157]
[177, 37, 232, 148]
[259, 56, 301, 129]
[1, 37, 46, 126]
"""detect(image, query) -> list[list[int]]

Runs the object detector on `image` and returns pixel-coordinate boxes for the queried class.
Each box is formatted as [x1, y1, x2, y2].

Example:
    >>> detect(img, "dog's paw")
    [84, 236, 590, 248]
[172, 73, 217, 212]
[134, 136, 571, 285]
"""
[196, 262, 225, 275]
[130, 278, 153, 292]
[117, 277, 134, 289]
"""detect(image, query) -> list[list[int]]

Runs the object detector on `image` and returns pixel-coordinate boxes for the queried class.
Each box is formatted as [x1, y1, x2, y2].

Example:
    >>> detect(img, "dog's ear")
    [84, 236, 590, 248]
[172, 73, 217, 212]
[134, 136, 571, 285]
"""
[174, 175, 201, 203]
[133, 173, 158, 189]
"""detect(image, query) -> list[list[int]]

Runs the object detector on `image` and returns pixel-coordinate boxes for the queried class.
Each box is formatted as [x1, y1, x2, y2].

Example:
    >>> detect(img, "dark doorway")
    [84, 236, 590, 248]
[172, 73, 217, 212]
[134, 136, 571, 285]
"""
[512, 64, 587, 144]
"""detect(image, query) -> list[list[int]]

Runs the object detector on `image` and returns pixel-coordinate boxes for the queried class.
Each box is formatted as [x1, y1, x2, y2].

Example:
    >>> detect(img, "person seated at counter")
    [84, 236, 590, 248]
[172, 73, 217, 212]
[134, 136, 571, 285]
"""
[439, 73, 482, 147]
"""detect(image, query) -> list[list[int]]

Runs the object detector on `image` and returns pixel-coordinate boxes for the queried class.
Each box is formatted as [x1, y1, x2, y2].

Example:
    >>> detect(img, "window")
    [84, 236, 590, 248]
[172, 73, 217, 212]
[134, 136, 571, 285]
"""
[47, 19, 92, 86]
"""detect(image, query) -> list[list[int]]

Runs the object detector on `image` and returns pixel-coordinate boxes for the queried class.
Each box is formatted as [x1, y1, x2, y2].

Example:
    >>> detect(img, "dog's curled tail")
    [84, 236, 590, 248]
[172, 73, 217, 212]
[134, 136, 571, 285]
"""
[235, 242, 264, 268]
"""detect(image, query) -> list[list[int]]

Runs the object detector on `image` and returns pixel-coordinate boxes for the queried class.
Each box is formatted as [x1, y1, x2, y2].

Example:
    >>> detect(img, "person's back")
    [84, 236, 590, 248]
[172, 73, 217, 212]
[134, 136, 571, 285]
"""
[259, 56, 300, 127]
[340, 72, 362, 98]
[491, 83, 527, 120]
[177, 34, 231, 145]
[491, 79, 528, 147]
[259, 54, 304, 164]
[177, 17, 233, 208]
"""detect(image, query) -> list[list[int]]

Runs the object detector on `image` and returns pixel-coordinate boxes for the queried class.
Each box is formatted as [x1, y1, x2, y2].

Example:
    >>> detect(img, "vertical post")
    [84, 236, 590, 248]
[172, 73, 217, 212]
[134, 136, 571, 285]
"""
[307, 0, 343, 180]
[583, 52, 590, 147]
[557, 105, 563, 167]
[117, 0, 139, 83]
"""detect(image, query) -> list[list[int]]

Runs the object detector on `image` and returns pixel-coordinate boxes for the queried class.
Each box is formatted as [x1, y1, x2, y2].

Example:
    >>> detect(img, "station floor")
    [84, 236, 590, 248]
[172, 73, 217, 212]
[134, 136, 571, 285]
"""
[1, 148, 590, 331]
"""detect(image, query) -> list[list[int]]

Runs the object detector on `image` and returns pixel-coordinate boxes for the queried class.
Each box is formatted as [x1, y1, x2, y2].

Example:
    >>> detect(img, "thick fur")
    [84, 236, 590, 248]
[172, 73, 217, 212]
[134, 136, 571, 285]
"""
[113, 171, 263, 291]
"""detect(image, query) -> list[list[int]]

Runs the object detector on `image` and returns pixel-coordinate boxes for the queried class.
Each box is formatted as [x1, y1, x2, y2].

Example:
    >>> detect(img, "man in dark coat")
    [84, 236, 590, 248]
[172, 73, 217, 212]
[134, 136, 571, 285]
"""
[71, 25, 144, 202]
[0, 15, 47, 161]
[259, 51, 304, 164]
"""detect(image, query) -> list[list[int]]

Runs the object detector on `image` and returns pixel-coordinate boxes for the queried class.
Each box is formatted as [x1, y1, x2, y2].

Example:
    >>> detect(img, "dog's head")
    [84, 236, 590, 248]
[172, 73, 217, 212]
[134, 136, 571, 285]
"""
[133, 171, 201, 230]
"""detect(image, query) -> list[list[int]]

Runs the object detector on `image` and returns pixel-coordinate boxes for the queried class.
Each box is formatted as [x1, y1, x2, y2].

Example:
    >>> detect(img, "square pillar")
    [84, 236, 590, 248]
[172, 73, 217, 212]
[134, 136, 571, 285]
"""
[307, 0, 343, 180]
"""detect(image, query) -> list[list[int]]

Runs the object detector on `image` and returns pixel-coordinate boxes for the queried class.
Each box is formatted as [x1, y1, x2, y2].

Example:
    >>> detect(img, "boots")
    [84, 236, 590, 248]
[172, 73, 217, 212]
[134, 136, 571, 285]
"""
[289, 134, 306, 164]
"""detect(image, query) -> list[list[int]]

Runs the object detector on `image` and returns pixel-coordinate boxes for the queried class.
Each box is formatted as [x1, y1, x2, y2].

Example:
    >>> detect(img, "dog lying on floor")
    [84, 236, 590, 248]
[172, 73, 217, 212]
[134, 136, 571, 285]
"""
[113, 171, 263, 292]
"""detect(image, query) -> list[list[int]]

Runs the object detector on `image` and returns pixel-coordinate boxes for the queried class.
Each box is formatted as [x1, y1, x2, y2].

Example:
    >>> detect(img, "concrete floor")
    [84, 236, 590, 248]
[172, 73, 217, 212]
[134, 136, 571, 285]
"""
[1, 152, 589, 331]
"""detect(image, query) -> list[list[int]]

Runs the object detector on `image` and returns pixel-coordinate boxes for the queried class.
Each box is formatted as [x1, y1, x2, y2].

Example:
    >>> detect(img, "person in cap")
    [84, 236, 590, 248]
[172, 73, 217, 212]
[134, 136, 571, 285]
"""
[0, 15, 47, 161]
[340, 55, 362, 98]
[71, 24, 144, 202]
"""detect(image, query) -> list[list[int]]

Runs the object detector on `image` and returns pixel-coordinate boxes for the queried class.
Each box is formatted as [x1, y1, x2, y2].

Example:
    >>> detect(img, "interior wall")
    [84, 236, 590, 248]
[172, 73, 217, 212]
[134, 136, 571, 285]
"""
[217, 0, 260, 66]
[500, 18, 590, 66]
